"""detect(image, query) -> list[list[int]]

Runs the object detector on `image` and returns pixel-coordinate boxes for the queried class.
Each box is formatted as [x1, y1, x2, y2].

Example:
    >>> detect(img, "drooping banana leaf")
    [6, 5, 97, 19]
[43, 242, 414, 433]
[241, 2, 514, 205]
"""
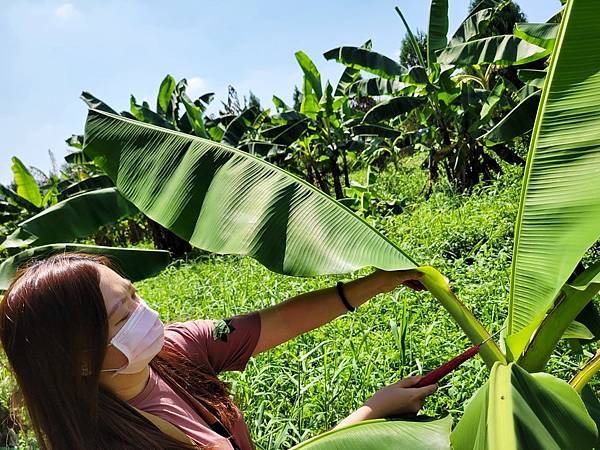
[58, 175, 114, 200]
[563, 321, 594, 340]
[437, 36, 546, 66]
[221, 107, 259, 147]
[261, 120, 309, 146]
[363, 97, 426, 124]
[291, 416, 452, 450]
[323, 47, 404, 79]
[83, 109, 415, 275]
[450, 363, 597, 450]
[348, 77, 410, 97]
[483, 91, 541, 145]
[11, 157, 42, 208]
[449, 8, 493, 46]
[1, 188, 137, 249]
[507, 0, 600, 342]
[0, 244, 170, 291]
[333, 40, 371, 96]
[517, 69, 546, 89]
[514, 22, 559, 51]
[352, 125, 402, 140]
[427, 0, 448, 68]
[82, 108, 506, 366]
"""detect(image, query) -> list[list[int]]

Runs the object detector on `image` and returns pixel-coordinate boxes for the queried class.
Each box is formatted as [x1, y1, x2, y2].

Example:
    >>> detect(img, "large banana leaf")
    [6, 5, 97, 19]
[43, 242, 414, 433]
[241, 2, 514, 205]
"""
[291, 416, 452, 450]
[83, 109, 415, 276]
[427, 0, 448, 68]
[58, 175, 114, 200]
[449, 8, 493, 46]
[82, 108, 506, 366]
[348, 78, 410, 97]
[507, 0, 600, 340]
[450, 363, 597, 449]
[437, 36, 546, 66]
[1, 188, 137, 249]
[11, 157, 42, 208]
[514, 22, 559, 51]
[363, 97, 426, 124]
[323, 47, 403, 79]
[483, 91, 541, 145]
[0, 244, 170, 291]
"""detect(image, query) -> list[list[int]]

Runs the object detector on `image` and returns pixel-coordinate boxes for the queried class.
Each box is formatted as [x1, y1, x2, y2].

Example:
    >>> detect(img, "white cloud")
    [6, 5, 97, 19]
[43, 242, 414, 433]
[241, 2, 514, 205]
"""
[186, 77, 207, 99]
[55, 3, 78, 19]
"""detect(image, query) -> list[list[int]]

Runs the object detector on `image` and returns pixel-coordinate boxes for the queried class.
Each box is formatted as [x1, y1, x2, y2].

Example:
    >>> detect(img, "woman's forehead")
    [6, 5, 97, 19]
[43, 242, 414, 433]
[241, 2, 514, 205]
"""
[97, 265, 131, 315]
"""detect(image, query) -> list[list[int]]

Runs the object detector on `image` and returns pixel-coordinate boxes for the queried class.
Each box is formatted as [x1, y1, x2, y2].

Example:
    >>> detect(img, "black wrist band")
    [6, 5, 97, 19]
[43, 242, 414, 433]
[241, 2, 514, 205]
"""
[336, 281, 355, 312]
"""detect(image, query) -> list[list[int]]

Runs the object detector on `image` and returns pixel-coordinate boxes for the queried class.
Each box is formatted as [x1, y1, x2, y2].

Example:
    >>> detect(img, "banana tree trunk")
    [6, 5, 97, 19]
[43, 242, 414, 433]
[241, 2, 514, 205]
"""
[329, 150, 345, 199]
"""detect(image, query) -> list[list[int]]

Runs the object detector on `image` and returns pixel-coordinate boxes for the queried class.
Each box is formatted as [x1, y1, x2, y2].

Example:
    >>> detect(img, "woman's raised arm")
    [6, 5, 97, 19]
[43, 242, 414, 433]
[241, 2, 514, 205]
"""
[252, 269, 424, 356]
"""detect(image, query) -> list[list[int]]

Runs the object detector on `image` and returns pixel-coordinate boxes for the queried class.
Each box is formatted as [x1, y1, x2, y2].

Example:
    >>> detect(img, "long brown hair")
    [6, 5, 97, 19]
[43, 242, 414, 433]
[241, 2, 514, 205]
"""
[0, 253, 238, 450]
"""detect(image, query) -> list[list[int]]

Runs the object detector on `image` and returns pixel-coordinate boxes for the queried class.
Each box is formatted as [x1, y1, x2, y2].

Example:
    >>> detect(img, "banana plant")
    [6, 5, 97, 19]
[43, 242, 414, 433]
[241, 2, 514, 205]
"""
[79, 0, 600, 447]
[324, 1, 545, 193]
[255, 50, 366, 199]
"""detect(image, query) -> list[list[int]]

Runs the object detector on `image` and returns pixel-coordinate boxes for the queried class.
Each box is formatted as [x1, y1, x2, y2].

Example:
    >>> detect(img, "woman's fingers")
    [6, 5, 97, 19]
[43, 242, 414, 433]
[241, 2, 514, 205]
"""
[396, 375, 422, 387]
[414, 383, 438, 398]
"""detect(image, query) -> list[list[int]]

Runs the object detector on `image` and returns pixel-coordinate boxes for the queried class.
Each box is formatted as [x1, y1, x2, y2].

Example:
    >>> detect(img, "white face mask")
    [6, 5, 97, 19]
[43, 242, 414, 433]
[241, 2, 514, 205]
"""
[101, 298, 164, 375]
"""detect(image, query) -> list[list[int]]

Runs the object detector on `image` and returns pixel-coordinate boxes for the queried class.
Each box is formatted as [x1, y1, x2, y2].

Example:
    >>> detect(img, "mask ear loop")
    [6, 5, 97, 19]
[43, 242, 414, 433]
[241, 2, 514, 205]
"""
[99, 343, 128, 377]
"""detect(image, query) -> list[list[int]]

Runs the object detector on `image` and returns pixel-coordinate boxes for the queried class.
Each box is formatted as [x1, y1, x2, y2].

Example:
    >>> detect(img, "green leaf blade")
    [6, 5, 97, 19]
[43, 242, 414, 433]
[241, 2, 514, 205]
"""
[83, 109, 417, 277]
[508, 0, 600, 336]
[451, 363, 597, 450]
[437, 36, 546, 66]
[292, 417, 452, 450]
[11, 157, 42, 208]
[323, 47, 404, 79]
[427, 0, 449, 67]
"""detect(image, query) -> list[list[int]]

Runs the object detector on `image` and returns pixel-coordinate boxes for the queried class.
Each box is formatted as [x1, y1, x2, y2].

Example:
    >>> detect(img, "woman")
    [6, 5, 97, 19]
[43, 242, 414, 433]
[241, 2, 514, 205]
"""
[0, 253, 436, 449]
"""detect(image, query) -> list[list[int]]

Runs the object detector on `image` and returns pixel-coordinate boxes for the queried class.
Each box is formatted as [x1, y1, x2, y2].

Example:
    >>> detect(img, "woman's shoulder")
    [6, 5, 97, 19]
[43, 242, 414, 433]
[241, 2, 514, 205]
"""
[163, 314, 261, 374]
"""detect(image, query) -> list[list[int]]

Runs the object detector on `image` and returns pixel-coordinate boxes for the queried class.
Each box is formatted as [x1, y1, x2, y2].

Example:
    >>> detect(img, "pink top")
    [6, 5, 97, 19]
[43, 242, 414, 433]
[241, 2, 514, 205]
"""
[128, 313, 261, 450]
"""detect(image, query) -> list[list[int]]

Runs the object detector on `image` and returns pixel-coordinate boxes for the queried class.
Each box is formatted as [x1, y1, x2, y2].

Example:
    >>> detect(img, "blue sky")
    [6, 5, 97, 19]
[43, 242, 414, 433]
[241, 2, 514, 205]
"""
[0, 0, 560, 185]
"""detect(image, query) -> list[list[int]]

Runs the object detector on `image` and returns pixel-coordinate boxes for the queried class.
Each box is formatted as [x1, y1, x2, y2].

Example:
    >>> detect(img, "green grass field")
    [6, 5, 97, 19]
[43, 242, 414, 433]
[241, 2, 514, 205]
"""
[5, 157, 597, 449]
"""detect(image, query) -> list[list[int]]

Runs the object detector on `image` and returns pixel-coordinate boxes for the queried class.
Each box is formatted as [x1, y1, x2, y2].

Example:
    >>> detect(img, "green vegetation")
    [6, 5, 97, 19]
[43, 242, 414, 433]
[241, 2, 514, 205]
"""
[1, 0, 600, 448]
[135, 163, 526, 449]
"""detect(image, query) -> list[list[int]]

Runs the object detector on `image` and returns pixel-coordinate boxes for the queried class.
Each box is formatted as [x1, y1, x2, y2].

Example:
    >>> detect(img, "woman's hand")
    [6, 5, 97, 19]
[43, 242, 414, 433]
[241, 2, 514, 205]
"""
[334, 376, 437, 429]
[372, 269, 426, 294]
[363, 376, 437, 418]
